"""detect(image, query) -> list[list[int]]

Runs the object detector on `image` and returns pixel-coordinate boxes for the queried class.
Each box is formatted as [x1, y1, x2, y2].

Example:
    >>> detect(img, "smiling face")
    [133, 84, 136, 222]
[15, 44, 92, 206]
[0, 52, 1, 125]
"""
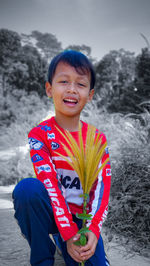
[46, 61, 94, 122]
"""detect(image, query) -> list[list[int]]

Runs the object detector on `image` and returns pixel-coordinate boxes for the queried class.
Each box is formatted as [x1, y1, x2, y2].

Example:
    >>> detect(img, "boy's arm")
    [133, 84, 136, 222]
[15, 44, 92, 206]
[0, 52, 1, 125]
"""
[28, 127, 78, 241]
[87, 133, 111, 239]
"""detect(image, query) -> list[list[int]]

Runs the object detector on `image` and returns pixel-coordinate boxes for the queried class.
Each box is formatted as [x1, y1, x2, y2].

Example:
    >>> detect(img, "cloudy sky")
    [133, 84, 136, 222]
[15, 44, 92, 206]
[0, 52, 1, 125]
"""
[0, 0, 150, 60]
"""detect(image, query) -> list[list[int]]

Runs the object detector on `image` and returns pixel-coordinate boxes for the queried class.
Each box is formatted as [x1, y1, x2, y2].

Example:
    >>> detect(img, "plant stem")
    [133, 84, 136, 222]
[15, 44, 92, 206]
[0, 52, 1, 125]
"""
[79, 194, 88, 266]
[83, 194, 88, 227]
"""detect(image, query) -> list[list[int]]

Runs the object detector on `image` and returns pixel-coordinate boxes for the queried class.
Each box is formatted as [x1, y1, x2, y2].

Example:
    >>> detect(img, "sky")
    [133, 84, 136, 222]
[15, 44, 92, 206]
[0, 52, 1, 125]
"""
[0, 0, 150, 60]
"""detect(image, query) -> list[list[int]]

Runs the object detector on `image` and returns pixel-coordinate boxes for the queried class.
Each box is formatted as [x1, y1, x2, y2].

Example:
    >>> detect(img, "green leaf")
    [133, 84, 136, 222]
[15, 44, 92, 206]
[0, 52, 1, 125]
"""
[79, 193, 89, 199]
[74, 240, 81, 246]
[74, 234, 87, 246]
[78, 227, 91, 234]
[76, 213, 92, 220]
[84, 193, 89, 199]
[80, 234, 87, 246]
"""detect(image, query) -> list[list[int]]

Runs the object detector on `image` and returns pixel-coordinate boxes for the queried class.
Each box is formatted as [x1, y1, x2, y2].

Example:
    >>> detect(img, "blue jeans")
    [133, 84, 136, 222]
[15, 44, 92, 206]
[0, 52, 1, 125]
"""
[12, 178, 110, 266]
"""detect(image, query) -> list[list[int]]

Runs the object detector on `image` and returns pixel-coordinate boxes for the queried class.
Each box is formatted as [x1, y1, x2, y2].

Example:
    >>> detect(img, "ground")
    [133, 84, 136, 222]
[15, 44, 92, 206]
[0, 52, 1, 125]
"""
[0, 185, 149, 266]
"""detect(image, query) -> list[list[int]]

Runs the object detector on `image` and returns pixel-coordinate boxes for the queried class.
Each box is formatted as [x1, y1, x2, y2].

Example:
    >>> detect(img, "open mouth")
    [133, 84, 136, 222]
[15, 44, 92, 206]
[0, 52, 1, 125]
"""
[63, 98, 78, 105]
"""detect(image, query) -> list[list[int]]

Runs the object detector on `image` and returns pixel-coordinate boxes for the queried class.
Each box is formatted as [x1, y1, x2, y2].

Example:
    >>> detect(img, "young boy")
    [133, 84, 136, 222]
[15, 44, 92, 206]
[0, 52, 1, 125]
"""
[12, 50, 111, 266]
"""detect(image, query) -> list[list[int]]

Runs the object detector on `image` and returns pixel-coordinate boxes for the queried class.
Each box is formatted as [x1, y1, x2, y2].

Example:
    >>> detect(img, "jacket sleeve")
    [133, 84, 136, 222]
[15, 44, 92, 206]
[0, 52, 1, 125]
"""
[28, 127, 78, 241]
[87, 133, 111, 239]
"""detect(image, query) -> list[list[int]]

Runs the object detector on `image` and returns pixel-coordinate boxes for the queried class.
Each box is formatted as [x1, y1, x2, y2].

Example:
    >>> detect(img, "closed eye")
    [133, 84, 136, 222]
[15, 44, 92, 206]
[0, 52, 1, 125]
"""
[59, 80, 68, 84]
[78, 83, 86, 87]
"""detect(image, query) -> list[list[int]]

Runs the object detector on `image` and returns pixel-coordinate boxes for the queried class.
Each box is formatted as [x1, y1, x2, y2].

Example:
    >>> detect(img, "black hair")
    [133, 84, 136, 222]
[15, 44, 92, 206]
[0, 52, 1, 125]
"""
[47, 50, 95, 90]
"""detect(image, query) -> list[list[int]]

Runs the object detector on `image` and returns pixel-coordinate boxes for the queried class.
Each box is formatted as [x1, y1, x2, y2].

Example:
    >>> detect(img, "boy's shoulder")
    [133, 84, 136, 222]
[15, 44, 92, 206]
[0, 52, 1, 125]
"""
[28, 116, 55, 137]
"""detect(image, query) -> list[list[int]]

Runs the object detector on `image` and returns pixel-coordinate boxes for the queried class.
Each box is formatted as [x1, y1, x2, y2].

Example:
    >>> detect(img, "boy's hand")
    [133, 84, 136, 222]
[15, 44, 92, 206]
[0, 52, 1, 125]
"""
[80, 231, 98, 261]
[66, 234, 83, 263]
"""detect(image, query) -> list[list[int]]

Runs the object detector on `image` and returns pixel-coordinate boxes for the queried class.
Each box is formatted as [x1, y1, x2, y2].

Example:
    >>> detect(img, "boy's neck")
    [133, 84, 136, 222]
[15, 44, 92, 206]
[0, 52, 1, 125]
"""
[55, 114, 80, 132]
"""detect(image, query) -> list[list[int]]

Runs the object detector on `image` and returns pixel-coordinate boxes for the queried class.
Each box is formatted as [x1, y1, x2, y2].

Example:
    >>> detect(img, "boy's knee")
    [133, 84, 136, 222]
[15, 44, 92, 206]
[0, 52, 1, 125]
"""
[12, 177, 45, 203]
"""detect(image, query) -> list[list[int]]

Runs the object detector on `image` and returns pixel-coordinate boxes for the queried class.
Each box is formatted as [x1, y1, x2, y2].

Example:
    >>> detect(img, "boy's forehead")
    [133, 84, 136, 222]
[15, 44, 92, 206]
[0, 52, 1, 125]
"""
[54, 61, 90, 80]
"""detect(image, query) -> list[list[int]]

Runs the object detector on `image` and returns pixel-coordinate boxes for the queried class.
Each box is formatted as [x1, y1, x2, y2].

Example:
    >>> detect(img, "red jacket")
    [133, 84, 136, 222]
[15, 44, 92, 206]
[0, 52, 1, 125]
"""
[28, 116, 111, 241]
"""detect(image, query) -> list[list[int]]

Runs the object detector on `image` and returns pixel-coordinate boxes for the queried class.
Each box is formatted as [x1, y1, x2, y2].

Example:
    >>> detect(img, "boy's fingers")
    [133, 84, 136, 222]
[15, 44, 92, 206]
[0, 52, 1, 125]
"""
[80, 247, 95, 262]
[71, 249, 83, 262]
[80, 232, 97, 252]
[73, 233, 80, 241]
[74, 246, 82, 254]
[81, 247, 95, 257]
[67, 237, 83, 262]
[80, 243, 91, 252]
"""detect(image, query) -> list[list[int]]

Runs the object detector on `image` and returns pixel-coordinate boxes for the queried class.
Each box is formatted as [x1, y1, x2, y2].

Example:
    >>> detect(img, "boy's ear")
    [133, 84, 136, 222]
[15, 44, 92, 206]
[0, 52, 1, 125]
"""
[45, 81, 52, 98]
[88, 89, 94, 102]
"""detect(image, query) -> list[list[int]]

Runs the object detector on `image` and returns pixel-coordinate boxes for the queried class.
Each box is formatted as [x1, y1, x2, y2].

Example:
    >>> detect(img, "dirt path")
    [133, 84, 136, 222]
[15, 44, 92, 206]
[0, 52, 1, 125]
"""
[0, 186, 149, 266]
[0, 189, 65, 266]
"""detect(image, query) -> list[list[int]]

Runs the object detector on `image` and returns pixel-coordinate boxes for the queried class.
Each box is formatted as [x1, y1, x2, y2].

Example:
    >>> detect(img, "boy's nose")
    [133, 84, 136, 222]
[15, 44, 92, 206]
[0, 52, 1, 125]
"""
[67, 82, 77, 93]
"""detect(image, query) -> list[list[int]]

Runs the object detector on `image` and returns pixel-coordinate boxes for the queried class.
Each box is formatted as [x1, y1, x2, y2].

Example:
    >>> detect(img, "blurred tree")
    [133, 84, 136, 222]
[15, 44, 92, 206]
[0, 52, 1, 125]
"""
[21, 33, 35, 47]
[95, 49, 136, 113]
[7, 45, 48, 95]
[135, 48, 150, 100]
[0, 29, 61, 96]
[31, 31, 62, 62]
[7, 61, 29, 89]
[0, 28, 21, 66]
[96, 49, 135, 93]
[0, 29, 22, 96]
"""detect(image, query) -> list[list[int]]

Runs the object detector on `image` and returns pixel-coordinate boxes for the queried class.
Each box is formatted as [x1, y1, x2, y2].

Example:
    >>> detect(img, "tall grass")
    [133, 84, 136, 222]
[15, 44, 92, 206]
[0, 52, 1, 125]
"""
[0, 89, 53, 185]
[81, 98, 150, 257]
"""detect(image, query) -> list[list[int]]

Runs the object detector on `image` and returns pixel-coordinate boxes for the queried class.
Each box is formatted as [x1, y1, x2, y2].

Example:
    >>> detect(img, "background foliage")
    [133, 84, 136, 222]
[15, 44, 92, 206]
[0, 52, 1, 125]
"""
[0, 28, 150, 257]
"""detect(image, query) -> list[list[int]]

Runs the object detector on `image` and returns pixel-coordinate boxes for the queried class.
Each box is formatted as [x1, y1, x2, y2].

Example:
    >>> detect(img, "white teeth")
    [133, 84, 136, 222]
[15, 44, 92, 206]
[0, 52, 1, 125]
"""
[64, 99, 77, 102]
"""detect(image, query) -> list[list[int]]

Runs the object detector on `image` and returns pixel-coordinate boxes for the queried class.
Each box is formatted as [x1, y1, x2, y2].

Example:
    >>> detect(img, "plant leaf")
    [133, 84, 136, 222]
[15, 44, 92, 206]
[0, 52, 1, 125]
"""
[78, 227, 91, 234]
[74, 240, 81, 246]
[76, 213, 92, 220]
